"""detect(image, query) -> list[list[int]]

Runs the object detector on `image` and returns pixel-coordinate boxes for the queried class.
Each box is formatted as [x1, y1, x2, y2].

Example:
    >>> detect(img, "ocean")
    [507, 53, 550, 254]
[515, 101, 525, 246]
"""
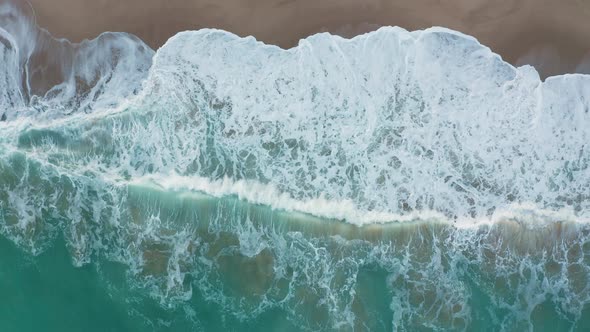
[1, 3, 590, 331]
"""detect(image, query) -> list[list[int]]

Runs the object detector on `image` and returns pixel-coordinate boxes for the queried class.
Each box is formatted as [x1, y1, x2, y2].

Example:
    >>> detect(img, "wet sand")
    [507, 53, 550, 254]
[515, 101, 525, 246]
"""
[9, 0, 590, 77]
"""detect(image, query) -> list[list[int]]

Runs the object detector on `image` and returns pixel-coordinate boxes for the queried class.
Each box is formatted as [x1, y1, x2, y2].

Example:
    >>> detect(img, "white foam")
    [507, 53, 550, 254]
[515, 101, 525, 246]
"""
[2, 24, 590, 226]
[0, 3, 154, 120]
[132, 173, 448, 225]
[0, 26, 24, 117]
[130, 173, 589, 227]
[135, 27, 590, 223]
[3, 25, 590, 330]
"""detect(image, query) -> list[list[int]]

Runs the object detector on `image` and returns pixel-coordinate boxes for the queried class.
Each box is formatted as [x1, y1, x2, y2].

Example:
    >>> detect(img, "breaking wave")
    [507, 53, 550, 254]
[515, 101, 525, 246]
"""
[1, 3, 590, 331]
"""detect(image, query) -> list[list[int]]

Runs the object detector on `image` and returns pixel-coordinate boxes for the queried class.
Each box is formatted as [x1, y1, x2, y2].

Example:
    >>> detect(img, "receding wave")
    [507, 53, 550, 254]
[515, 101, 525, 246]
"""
[1, 2, 590, 330]
[0, 2, 153, 120]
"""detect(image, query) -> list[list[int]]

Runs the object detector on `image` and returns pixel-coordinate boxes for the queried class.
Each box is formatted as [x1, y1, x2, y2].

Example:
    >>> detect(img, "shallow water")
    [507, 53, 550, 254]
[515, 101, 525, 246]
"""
[1, 3, 590, 331]
[2, 194, 590, 331]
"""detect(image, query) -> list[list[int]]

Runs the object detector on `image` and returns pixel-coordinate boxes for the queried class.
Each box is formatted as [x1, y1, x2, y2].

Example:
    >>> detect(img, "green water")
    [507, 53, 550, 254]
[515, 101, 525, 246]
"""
[1, 150, 589, 331]
[0, 235, 139, 332]
[1, 21, 590, 331]
[1, 190, 590, 331]
[0, 232, 301, 332]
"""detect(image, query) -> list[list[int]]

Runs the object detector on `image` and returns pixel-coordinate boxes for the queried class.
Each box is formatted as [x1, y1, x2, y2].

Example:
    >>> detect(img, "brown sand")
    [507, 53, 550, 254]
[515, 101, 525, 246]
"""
[10, 0, 590, 77]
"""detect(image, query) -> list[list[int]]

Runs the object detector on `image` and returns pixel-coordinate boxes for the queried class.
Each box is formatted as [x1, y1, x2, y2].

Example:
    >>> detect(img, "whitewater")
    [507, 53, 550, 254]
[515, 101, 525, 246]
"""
[1, 3, 590, 331]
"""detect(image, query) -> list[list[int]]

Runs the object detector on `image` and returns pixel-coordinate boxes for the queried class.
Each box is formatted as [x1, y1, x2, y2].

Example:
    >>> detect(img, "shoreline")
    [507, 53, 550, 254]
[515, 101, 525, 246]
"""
[12, 0, 590, 78]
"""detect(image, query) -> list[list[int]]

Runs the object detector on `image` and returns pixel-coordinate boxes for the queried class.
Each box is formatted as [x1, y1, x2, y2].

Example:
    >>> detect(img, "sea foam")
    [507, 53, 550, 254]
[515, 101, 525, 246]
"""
[1, 21, 590, 330]
[134, 27, 590, 223]
[2, 24, 589, 225]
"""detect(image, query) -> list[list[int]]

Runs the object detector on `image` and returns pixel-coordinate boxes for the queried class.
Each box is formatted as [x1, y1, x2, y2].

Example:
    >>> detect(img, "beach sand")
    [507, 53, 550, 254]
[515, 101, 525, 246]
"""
[11, 0, 590, 77]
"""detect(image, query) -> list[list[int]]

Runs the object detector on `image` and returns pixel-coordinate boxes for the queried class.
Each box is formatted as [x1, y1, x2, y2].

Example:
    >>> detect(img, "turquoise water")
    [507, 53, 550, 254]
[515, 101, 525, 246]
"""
[2, 5, 590, 330]
[1, 210, 590, 331]
[2, 210, 590, 332]
[1, 185, 590, 331]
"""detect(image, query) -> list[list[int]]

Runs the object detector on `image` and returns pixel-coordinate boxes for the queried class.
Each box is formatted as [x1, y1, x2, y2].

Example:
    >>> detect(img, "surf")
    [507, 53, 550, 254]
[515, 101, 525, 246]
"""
[1, 2, 590, 331]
